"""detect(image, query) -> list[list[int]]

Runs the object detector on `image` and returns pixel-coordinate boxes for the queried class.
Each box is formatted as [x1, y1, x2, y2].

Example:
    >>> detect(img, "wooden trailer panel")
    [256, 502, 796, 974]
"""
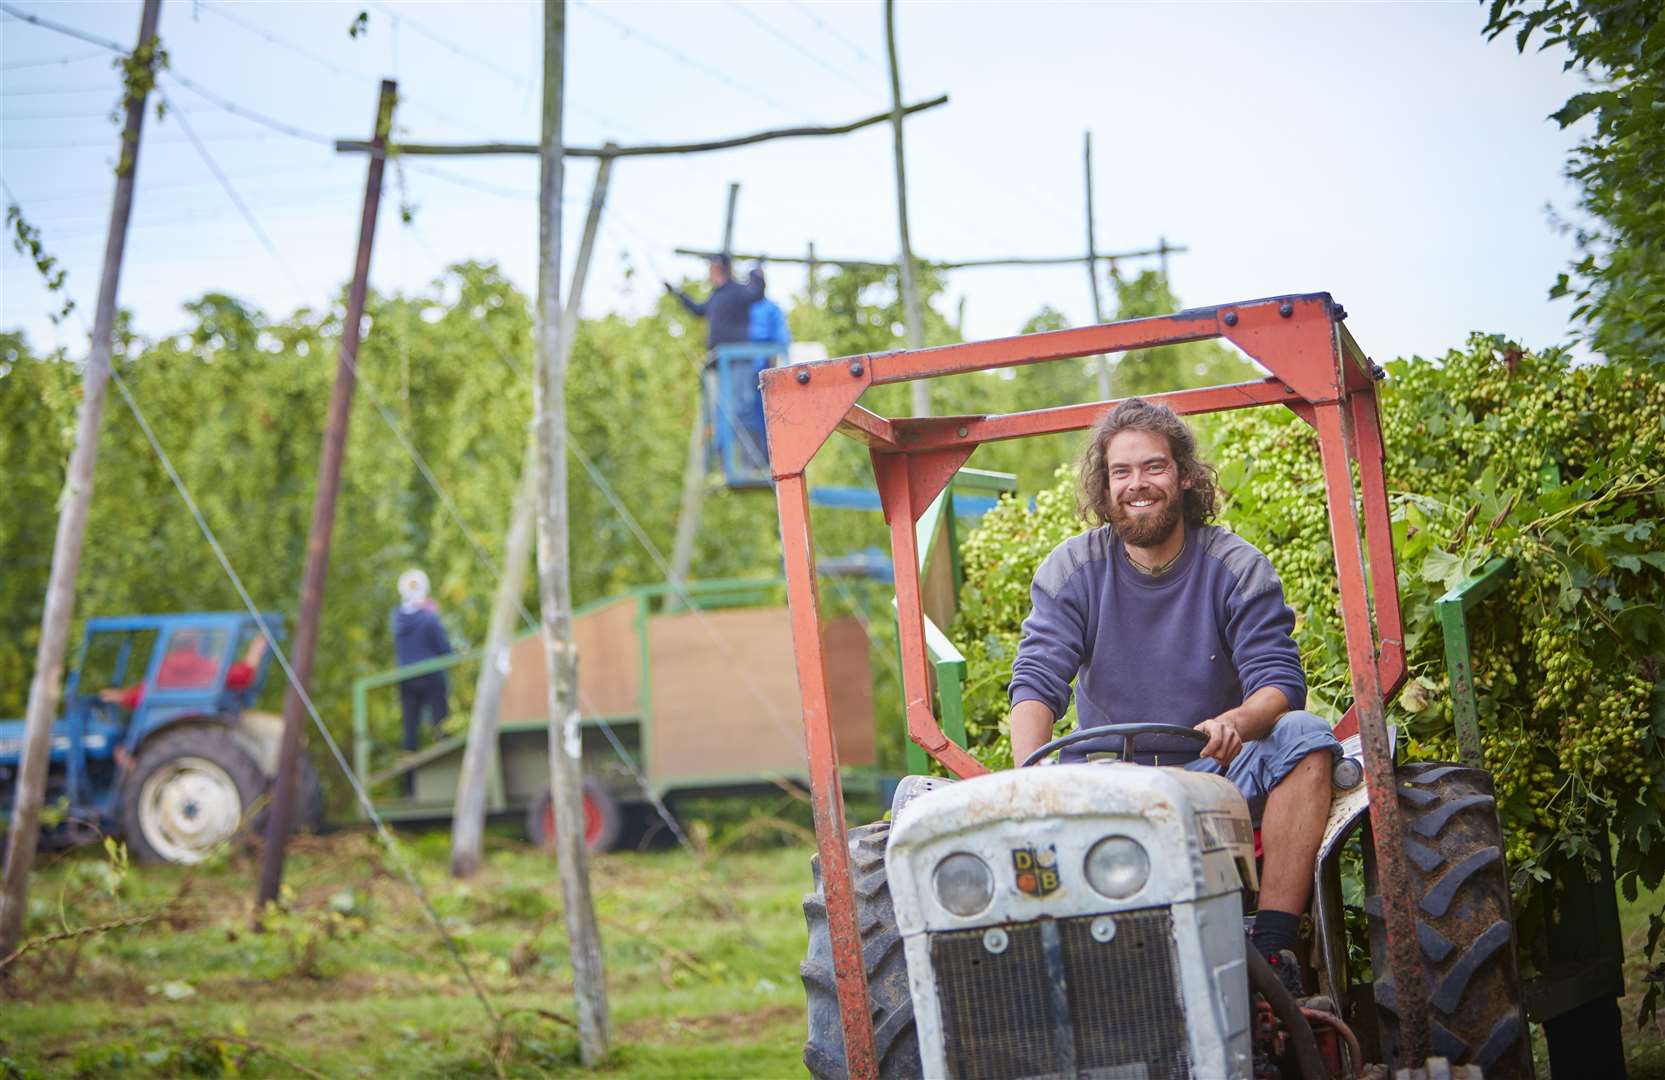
[499, 596, 641, 723]
[645, 610, 874, 786]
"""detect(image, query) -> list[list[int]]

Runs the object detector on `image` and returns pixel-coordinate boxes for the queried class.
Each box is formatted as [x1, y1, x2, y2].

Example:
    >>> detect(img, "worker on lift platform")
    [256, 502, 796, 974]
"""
[664, 253, 764, 354]
[666, 254, 779, 487]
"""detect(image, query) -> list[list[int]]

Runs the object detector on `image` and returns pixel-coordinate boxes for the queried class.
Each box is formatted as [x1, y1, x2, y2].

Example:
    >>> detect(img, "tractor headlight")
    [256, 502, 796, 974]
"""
[1084, 835, 1150, 899]
[932, 852, 994, 917]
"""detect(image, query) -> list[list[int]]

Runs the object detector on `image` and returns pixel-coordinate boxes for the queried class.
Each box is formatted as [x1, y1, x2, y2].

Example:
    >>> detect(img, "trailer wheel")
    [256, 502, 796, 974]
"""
[802, 820, 921, 1080]
[1364, 763, 1532, 1079]
[259, 757, 325, 835]
[121, 725, 265, 865]
[527, 779, 621, 854]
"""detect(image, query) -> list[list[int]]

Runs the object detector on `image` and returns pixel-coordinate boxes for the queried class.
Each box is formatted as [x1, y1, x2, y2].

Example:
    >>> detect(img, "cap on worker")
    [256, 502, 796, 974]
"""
[397, 568, 430, 608]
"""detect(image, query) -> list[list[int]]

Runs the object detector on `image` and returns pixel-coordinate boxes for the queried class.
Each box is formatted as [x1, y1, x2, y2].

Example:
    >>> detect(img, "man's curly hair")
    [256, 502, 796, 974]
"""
[1078, 397, 1220, 528]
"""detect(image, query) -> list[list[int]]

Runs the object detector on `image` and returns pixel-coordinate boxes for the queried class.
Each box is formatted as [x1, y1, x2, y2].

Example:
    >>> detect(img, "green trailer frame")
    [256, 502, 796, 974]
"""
[348, 577, 850, 823]
[904, 468, 1019, 773]
[348, 469, 1018, 827]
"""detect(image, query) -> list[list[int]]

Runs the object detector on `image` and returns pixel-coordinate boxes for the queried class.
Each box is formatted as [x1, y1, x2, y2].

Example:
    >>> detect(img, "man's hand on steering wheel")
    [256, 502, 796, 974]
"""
[1195, 716, 1243, 766]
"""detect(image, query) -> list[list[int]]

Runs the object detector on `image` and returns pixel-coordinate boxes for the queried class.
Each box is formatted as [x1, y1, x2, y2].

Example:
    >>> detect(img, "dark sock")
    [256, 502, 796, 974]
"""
[1251, 909, 1300, 958]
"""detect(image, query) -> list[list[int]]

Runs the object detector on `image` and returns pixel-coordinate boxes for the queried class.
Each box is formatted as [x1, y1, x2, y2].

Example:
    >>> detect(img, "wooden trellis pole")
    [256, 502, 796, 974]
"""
[532, 0, 610, 1063]
[1084, 130, 1111, 400]
[0, 0, 164, 960]
[450, 146, 616, 880]
[885, 0, 929, 417]
[257, 79, 398, 909]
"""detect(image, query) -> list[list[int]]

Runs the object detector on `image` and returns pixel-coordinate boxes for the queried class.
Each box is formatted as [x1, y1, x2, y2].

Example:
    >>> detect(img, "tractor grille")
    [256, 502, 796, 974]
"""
[930, 907, 1189, 1080]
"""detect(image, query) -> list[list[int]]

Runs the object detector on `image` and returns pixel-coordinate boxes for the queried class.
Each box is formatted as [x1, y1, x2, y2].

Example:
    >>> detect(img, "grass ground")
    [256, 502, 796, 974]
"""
[4, 817, 1665, 1078]
[0, 819, 819, 1079]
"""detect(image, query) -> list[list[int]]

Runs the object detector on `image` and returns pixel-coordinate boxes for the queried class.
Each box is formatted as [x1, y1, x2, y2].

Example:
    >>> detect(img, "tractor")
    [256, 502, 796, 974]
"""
[763, 296, 1542, 1079]
[0, 612, 324, 865]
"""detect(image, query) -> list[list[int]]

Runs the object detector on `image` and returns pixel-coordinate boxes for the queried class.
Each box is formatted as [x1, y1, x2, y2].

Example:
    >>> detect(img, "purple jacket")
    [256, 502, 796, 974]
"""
[1009, 524, 1306, 761]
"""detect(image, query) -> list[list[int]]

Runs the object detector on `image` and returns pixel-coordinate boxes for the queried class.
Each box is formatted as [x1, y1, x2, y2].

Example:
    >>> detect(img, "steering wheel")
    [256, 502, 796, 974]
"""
[1020, 722, 1211, 769]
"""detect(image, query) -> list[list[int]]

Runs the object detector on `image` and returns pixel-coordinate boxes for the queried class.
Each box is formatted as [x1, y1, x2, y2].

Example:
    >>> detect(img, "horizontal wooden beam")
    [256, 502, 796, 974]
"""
[335, 95, 948, 159]
[673, 241, 1186, 272]
[937, 244, 1185, 270]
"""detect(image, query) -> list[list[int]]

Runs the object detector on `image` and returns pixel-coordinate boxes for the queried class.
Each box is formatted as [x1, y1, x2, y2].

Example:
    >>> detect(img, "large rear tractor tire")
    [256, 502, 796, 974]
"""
[802, 820, 921, 1080]
[121, 725, 265, 865]
[1364, 763, 1533, 1079]
[526, 778, 622, 854]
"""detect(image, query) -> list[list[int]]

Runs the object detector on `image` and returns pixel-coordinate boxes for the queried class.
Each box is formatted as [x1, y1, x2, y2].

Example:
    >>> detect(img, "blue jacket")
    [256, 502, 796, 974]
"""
[748, 298, 791, 348]
[392, 606, 453, 689]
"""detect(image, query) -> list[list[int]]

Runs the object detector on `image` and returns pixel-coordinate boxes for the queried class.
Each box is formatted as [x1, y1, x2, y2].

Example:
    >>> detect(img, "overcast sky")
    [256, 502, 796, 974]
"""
[2, 1, 1588, 366]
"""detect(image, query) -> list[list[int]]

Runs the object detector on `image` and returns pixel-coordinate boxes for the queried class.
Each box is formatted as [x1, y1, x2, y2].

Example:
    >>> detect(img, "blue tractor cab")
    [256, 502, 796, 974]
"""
[0, 612, 323, 865]
[709, 342, 784, 490]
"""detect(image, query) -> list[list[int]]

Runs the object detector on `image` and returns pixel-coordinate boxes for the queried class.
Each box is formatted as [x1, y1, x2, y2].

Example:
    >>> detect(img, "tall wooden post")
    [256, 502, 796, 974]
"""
[807, 240, 819, 298]
[1083, 130, 1110, 400]
[533, 0, 610, 1063]
[0, 0, 164, 958]
[722, 182, 740, 257]
[884, 0, 929, 417]
[256, 80, 397, 909]
[450, 148, 615, 879]
[668, 183, 744, 592]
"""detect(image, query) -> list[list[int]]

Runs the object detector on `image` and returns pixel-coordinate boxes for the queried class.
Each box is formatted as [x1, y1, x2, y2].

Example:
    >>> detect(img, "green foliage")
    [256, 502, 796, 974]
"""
[951, 472, 1084, 769]
[4, 209, 75, 324]
[1485, 0, 1665, 366]
[0, 263, 791, 774]
[1110, 270, 1258, 395]
[952, 334, 1665, 947]
[7, 256, 1051, 785]
[1020, 306, 1070, 335]
[112, 31, 168, 176]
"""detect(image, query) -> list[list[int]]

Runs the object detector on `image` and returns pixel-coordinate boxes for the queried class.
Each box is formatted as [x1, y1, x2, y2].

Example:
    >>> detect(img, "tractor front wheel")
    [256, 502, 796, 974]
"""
[802, 820, 921, 1080]
[1364, 762, 1532, 1078]
[121, 725, 265, 865]
[526, 778, 622, 854]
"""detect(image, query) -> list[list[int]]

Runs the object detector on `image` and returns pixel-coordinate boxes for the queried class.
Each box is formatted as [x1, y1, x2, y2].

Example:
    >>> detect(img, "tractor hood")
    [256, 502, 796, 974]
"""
[886, 763, 1255, 935]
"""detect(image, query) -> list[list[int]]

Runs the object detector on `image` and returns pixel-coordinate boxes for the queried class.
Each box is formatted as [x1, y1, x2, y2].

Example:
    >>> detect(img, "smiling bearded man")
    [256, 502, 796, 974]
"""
[1005, 397, 1340, 993]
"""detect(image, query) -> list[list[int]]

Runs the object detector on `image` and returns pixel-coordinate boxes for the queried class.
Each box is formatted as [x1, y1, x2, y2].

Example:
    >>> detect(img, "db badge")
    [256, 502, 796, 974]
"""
[1011, 845, 1060, 897]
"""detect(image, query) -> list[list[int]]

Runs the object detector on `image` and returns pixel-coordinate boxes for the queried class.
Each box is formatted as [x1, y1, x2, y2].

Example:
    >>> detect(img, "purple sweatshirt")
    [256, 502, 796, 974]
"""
[1009, 524, 1306, 761]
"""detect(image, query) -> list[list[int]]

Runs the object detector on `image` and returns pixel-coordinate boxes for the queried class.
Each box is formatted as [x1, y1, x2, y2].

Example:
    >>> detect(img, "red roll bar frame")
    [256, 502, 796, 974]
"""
[762, 293, 1426, 1075]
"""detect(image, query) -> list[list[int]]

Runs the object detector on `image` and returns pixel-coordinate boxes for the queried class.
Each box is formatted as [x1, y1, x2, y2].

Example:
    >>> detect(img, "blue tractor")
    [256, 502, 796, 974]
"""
[0, 612, 324, 865]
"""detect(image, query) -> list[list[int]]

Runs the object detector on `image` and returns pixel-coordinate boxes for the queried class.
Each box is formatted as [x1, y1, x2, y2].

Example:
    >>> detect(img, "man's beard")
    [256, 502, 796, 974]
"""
[1108, 486, 1183, 547]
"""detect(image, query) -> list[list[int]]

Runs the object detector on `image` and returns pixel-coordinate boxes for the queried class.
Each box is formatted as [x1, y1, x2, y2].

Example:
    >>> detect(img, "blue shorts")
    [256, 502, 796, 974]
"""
[1184, 710, 1340, 824]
